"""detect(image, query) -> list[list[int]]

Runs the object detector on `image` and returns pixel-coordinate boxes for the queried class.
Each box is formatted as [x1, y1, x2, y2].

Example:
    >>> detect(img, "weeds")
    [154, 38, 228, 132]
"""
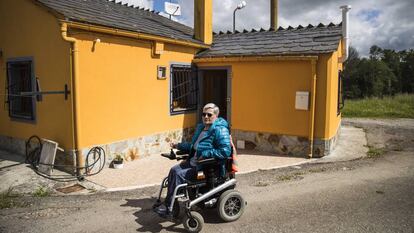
[367, 146, 385, 158]
[309, 167, 327, 173]
[0, 187, 23, 209]
[32, 186, 50, 197]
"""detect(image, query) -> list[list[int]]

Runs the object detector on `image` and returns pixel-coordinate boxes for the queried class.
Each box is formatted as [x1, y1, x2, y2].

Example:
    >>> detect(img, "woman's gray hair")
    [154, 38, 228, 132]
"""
[203, 103, 220, 116]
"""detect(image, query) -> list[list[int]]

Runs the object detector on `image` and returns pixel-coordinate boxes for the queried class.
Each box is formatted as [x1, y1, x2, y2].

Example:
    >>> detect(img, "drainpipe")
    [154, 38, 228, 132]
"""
[308, 59, 317, 158]
[60, 22, 83, 176]
[339, 5, 352, 63]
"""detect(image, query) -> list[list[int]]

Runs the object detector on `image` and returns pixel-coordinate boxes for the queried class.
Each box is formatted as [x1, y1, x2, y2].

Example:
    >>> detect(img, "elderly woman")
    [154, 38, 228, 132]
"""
[155, 103, 232, 216]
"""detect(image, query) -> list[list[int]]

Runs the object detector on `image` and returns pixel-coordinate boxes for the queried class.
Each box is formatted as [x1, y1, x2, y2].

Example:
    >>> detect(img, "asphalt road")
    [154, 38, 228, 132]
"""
[1, 119, 413, 233]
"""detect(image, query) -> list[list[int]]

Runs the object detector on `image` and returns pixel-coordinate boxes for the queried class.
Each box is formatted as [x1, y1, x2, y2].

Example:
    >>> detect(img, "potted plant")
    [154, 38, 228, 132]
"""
[112, 153, 124, 169]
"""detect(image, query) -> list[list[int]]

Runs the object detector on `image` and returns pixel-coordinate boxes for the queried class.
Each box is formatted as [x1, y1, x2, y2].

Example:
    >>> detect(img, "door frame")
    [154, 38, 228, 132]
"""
[196, 66, 232, 126]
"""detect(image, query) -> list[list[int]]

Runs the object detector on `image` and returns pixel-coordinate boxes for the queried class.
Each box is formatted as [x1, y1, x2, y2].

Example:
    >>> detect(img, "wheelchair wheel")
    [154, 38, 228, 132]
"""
[183, 211, 204, 233]
[217, 190, 246, 222]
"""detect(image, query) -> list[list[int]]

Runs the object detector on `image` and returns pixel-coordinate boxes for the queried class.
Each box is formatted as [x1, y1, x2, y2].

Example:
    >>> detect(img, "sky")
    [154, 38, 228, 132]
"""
[116, 0, 414, 56]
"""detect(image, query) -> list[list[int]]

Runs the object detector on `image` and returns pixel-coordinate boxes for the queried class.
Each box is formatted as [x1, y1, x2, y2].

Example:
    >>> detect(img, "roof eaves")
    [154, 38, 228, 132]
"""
[63, 20, 210, 49]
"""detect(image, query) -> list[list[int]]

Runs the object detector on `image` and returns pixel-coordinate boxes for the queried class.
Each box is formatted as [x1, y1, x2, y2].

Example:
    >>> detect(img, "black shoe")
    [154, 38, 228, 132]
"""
[153, 204, 170, 217]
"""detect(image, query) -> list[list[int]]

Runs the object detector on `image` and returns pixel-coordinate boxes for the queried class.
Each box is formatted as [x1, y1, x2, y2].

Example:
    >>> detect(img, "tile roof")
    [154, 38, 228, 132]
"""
[196, 23, 343, 58]
[36, 0, 204, 45]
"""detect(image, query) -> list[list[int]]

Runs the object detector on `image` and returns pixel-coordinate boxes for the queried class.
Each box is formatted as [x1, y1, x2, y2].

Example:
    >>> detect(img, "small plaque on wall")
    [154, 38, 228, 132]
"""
[295, 91, 309, 110]
[157, 66, 167, 80]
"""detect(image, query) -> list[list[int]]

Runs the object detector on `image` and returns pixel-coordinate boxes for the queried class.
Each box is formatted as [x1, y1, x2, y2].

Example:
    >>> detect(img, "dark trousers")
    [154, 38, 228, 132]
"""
[166, 161, 196, 206]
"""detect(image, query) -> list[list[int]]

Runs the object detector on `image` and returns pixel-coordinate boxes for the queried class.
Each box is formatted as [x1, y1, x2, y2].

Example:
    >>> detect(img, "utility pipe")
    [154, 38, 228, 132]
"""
[63, 21, 210, 49]
[339, 5, 351, 63]
[270, 0, 278, 30]
[308, 59, 317, 158]
[60, 22, 83, 175]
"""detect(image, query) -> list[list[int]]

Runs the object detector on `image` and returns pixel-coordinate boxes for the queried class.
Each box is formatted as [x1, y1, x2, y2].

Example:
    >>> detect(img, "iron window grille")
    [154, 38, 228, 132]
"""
[170, 64, 198, 114]
[6, 59, 36, 121]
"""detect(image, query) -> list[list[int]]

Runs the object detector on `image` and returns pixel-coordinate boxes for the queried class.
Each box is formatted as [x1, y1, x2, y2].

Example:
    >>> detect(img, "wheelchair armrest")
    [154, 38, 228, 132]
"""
[197, 158, 217, 166]
[176, 150, 189, 155]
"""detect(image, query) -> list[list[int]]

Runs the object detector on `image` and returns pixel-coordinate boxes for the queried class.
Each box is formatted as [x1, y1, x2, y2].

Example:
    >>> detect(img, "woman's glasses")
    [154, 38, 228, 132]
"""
[202, 112, 213, 117]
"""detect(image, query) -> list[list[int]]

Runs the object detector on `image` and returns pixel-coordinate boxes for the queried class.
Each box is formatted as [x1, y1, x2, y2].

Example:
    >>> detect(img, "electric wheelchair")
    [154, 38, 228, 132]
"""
[153, 149, 246, 232]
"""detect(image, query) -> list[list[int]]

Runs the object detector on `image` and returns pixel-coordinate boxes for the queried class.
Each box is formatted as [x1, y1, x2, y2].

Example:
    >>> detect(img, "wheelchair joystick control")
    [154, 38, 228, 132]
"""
[169, 149, 176, 159]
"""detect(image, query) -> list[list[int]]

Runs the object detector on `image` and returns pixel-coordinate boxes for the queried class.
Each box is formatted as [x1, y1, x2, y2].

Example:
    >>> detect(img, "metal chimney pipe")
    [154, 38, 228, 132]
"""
[270, 0, 278, 29]
[340, 5, 351, 62]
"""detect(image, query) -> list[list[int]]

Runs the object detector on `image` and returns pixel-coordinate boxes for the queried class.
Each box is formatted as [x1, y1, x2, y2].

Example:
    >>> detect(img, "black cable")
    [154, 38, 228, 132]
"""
[25, 135, 106, 182]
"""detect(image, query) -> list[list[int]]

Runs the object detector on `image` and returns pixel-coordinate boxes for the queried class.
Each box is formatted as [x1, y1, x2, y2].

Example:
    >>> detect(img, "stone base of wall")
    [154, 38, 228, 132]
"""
[313, 125, 341, 158]
[81, 127, 195, 165]
[0, 135, 26, 156]
[231, 125, 341, 158]
[0, 135, 75, 173]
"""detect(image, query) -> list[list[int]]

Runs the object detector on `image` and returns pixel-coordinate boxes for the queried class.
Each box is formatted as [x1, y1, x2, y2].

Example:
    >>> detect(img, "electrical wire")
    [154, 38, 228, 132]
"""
[25, 135, 106, 182]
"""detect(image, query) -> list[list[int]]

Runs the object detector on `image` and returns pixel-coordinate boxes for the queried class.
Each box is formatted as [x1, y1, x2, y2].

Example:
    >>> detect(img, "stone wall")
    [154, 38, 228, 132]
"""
[0, 135, 26, 156]
[231, 125, 341, 158]
[0, 134, 75, 173]
[81, 127, 195, 165]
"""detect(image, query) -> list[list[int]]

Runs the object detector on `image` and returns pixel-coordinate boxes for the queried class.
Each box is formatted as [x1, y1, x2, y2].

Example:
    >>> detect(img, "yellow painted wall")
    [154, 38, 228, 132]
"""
[0, 0, 74, 148]
[197, 60, 315, 138]
[327, 41, 343, 139]
[72, 32, 198, 148]
[196, 51, 343, 140]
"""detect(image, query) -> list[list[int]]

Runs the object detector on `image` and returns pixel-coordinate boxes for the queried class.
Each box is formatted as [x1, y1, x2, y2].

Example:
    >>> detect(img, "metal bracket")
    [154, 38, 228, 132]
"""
[20, 84, 71, 100]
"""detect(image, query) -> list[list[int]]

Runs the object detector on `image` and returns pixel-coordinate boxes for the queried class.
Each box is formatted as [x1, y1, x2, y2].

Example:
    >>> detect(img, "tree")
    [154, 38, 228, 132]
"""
[343, 46, 362, 98]
[400, 49, 414, 93]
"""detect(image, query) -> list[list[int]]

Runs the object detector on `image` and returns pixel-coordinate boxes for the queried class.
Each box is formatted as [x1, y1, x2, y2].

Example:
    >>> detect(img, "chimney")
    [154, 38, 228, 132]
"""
[194, 0, 212, 45]
[339, 5, 351, 62]
[270, 0, 278, 30]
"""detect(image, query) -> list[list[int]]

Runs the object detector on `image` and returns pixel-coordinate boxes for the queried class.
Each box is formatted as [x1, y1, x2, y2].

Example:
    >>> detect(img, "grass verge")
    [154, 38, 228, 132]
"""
[342, 94, 414, 118]
[0, 187, 24, 209]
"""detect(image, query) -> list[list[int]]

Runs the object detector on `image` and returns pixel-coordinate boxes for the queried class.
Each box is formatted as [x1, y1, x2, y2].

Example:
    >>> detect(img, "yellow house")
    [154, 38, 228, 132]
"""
[0, 0, 349, 171]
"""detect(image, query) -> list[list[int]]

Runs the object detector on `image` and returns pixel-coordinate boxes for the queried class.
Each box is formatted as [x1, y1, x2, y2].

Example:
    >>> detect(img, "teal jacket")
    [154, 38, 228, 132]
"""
[178, 117, 232, 176]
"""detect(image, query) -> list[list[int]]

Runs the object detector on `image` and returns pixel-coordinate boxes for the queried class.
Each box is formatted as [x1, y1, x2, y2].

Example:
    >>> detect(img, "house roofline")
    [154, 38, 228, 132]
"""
[61, 21, 210, 49]
[193, 55, 318, 63]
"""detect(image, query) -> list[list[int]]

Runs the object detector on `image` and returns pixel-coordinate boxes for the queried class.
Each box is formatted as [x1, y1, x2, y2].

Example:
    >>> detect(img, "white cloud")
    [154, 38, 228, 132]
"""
[175, 0, 414, 56]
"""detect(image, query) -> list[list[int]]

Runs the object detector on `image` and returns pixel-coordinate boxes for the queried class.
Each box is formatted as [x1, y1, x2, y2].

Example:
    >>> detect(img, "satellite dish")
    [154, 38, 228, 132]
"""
[165, 2, 181, 16]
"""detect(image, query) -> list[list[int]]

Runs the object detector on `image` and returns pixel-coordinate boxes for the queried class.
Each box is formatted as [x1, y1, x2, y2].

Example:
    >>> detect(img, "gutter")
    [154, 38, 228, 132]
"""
[63, 21, 210, 49]
[308, 59, 318, 158]
[60, 22, 83, 175]
[193, 55, 319, 63]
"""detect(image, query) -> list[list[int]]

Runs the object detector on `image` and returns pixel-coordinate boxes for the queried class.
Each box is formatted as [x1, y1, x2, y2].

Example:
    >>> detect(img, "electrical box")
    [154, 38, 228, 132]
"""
[157, 66, 166, 80]
[295, 91, 309, 110]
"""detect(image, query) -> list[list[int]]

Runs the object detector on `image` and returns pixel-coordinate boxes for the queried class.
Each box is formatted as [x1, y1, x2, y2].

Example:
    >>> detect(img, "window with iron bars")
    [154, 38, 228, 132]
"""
[170, 64, 198, 114]
[6, 59, 36, 121]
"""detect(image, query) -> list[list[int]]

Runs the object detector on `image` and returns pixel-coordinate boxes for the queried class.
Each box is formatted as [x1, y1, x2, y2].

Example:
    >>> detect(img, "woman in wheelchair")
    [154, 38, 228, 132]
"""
[154, 103, 232, 216]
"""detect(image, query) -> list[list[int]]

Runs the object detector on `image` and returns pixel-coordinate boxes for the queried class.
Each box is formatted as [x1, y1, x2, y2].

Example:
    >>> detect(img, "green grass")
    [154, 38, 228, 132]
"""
[0, 187, 23, 209]
[32, 186, 50, 197]
[342, 94, 414, 118]
[366, 146, 385, 158]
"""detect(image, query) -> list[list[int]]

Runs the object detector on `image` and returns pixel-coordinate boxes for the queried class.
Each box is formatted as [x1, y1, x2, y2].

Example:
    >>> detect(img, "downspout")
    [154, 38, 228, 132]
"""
[60, 22, 83, 176]
[308, 59, 317, 158]
[339, 5, 352, 63]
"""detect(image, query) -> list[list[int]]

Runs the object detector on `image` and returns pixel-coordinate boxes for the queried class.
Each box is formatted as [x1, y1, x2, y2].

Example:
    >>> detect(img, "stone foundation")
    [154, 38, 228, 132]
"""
[231, 126, 341, 158]
[0, 135, 75, 173]
[81, 127, 195, 165]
